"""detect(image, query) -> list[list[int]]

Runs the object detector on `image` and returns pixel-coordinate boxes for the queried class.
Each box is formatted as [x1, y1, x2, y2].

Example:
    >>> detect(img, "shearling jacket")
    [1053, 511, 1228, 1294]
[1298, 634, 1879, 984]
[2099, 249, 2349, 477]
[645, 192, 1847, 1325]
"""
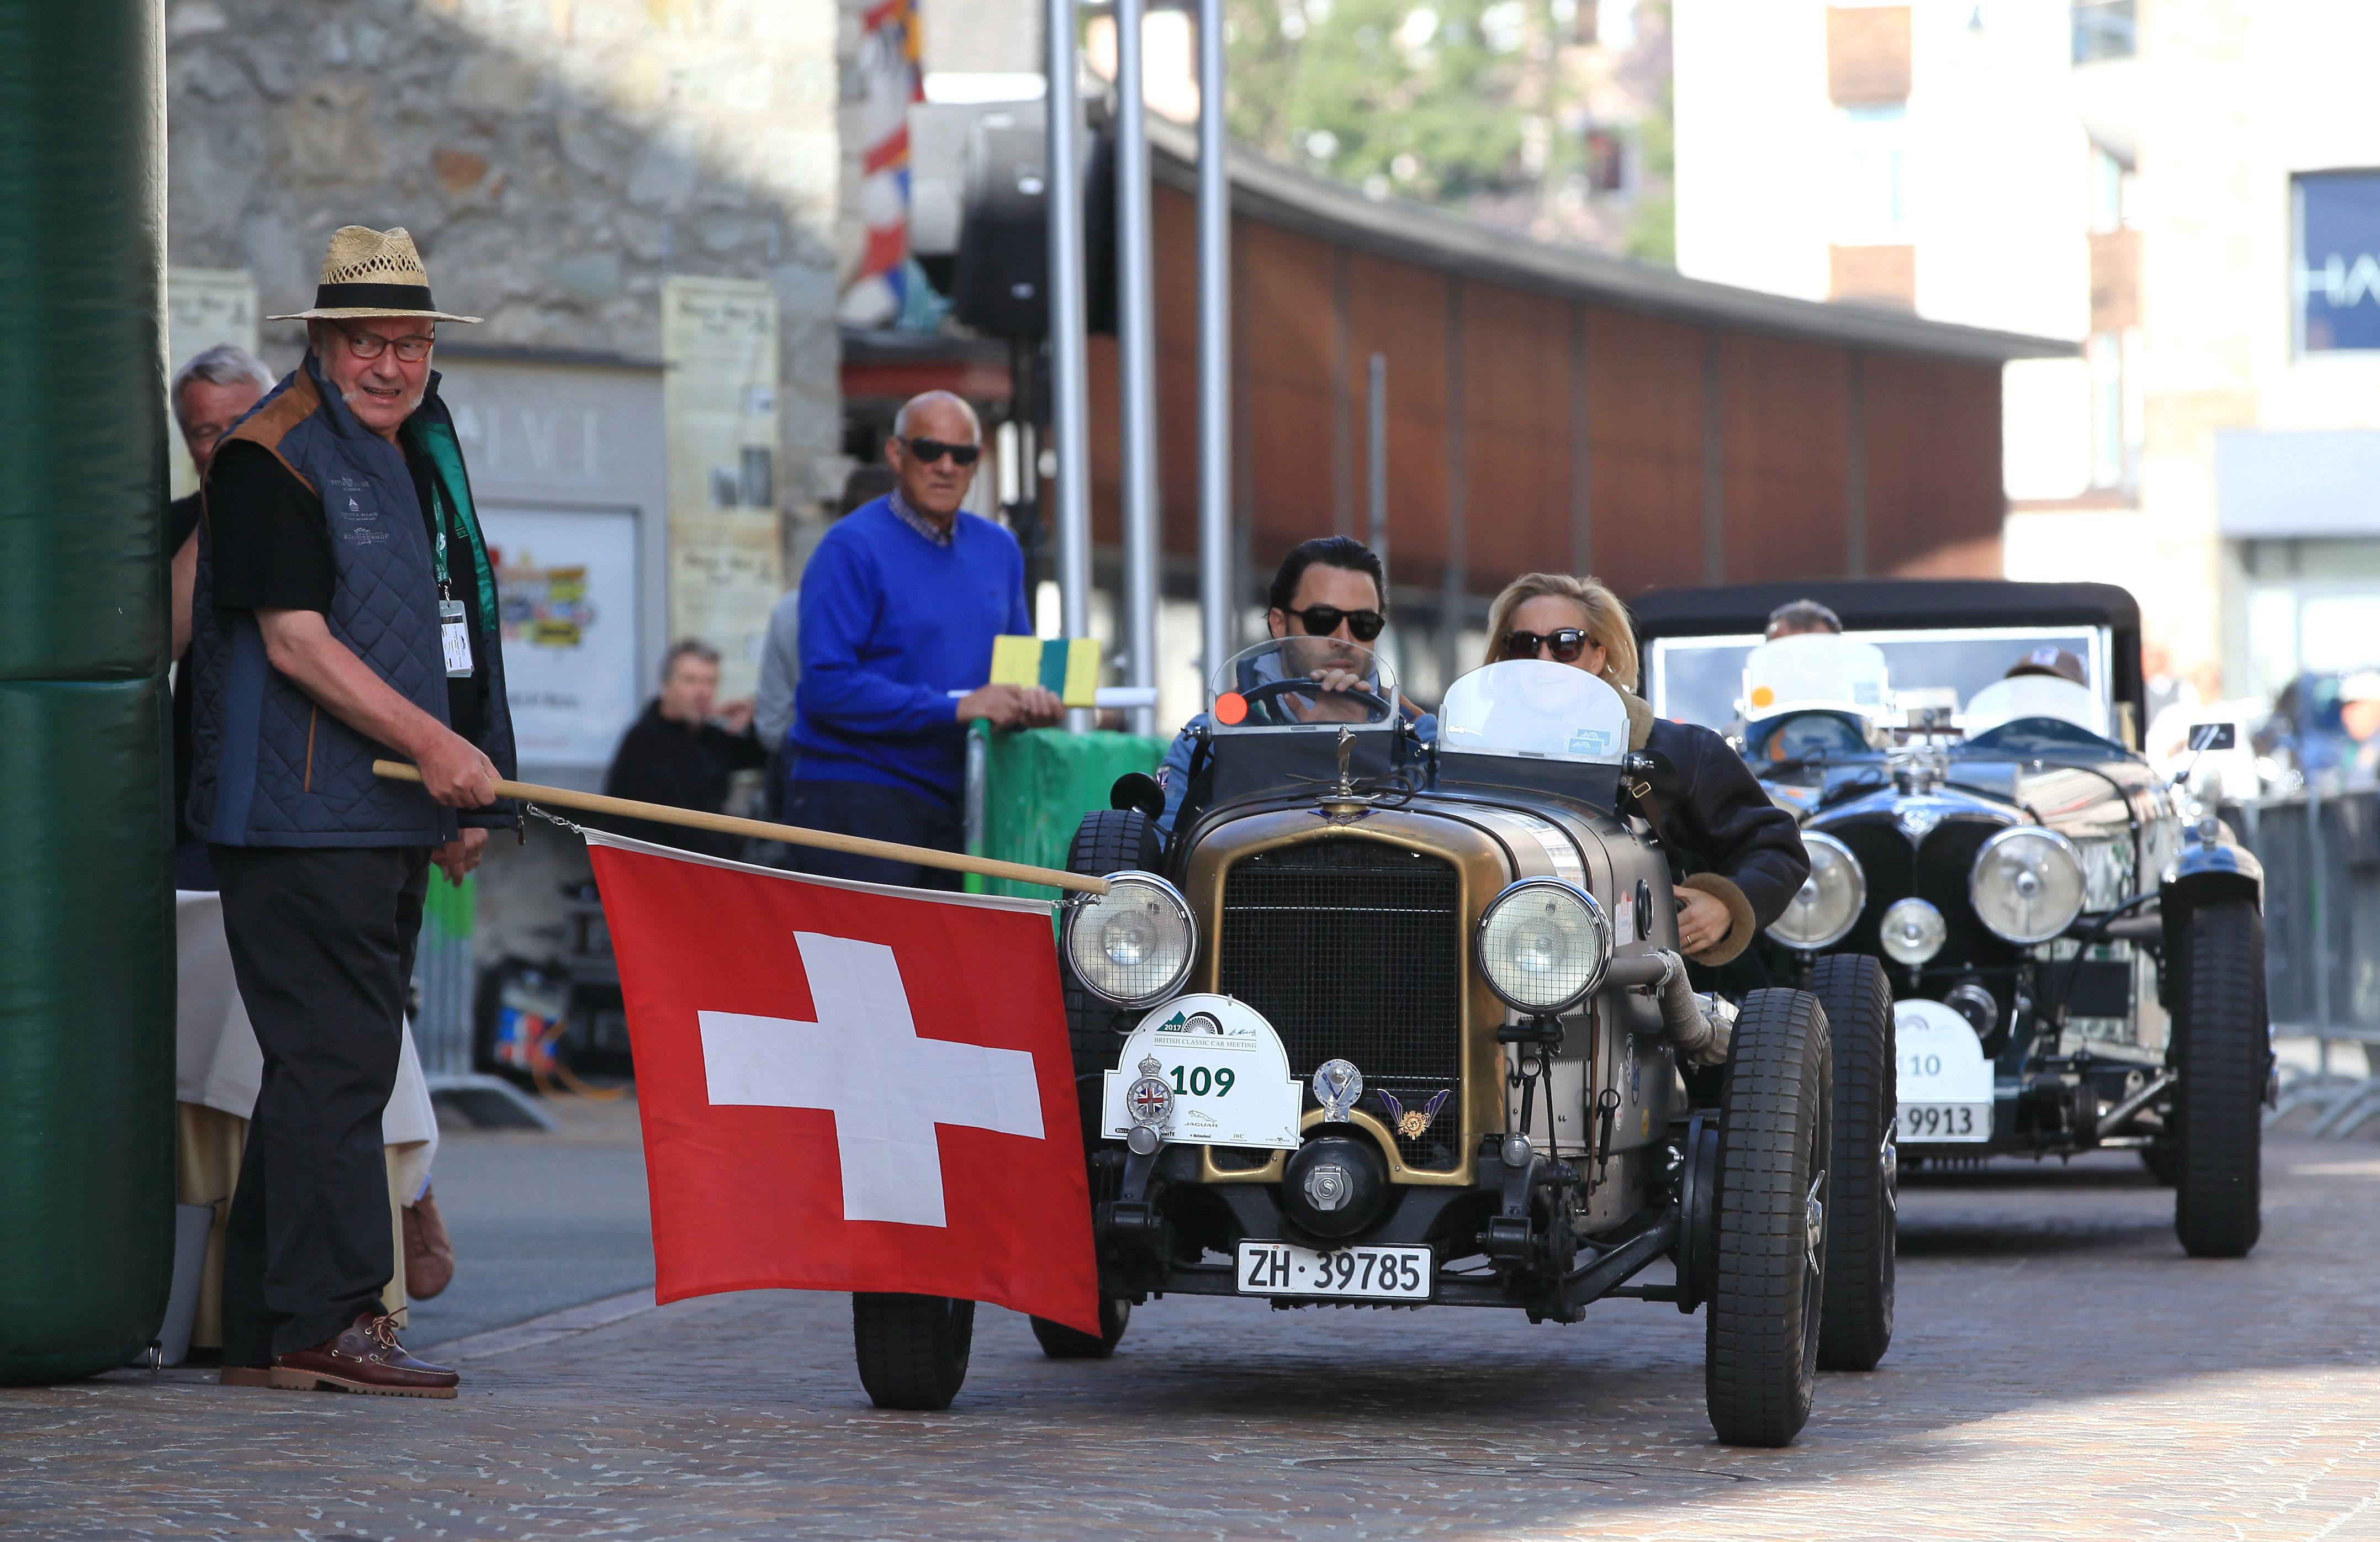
[1617, 688, 1810, 967]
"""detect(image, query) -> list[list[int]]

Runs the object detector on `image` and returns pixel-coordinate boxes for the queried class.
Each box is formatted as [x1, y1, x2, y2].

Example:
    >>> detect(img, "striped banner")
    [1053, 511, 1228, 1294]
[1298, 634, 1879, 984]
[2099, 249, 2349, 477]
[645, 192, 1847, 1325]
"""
[990, 635, 1104, 707]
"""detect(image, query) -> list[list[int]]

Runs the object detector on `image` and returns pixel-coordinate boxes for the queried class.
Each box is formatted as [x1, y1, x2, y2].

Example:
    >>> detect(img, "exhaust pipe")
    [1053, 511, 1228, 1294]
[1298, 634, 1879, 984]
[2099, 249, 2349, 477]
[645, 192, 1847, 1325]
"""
[1604, 950, 1735, 1067]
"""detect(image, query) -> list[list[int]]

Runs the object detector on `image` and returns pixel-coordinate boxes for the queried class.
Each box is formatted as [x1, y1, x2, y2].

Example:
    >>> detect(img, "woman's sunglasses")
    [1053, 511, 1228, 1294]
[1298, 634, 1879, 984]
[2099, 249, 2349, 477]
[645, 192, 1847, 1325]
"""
[1284, 604, 1385, 643]
[902, 436, 981, 467]
[1503, 627, 1593, 663]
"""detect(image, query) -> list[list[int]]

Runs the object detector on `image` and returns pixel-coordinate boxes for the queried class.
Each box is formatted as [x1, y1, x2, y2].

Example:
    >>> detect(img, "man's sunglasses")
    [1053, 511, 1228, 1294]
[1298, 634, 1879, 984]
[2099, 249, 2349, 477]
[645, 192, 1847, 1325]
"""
[1503, 627, 1593, 663]
[902, 436, 981, 467]
[1284, 604, 1385, 643]
[326, 321, 435, 363]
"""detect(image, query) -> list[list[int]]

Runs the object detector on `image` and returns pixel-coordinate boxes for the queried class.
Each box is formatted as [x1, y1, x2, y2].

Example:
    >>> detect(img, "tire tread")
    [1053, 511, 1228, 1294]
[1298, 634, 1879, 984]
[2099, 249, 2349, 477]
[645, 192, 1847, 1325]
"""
[1808, 954, 1896, 1371]
[2173, 899, 2265, 1259]
[1705, 987, 1832, 1448]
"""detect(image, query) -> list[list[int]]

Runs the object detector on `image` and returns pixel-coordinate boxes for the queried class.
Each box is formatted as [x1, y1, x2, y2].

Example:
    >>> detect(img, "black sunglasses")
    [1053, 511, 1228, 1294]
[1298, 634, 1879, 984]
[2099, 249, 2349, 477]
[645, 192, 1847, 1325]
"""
[1503, 627, 1593, 663]
[902, 436, 981, 467]
[1283, 604, 1385, 643]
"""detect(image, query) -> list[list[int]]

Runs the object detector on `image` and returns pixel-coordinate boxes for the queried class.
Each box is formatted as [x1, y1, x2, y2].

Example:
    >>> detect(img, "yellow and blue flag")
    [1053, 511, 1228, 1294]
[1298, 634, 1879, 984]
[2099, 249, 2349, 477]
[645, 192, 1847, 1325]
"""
[989, 636, 1103, 708]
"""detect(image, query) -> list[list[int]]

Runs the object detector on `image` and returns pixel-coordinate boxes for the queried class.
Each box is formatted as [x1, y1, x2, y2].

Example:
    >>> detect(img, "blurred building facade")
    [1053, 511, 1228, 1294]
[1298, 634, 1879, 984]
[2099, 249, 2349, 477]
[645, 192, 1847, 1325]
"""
[1672, 0, 2380, 704]
[165, 0, 854, 783]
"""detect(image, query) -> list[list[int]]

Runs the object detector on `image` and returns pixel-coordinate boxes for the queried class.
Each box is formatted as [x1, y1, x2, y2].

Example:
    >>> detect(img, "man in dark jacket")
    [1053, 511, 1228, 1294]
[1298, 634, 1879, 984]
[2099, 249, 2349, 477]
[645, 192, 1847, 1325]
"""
[168, 342, 276, 890]
[602, 640, 766, 859]
[186, 226, 514, 1398]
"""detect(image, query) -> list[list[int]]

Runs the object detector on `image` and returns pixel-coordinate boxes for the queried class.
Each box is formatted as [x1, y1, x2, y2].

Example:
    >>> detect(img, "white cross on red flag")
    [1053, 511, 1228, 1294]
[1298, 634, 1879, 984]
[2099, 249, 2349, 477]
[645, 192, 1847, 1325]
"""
[587, 833, 1102, 1335]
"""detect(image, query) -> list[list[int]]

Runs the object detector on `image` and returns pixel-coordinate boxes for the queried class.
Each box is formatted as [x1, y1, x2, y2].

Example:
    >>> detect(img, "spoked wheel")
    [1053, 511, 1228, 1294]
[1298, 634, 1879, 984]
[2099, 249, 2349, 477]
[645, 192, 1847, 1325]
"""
[1030, 1296, 1132, 1359]
[2172, 898, 2267, 1259]
[1807, 954, 1895, 1371]
[853, 1293, 976, 1410]
[1705, 987, 1832, 1449]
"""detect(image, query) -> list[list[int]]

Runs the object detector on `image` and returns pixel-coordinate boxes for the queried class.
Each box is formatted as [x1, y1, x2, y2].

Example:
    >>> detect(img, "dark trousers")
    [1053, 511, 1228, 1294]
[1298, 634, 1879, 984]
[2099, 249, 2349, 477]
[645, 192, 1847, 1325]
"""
[210, 844, 431, 1361]
[782, 778, 963, 891]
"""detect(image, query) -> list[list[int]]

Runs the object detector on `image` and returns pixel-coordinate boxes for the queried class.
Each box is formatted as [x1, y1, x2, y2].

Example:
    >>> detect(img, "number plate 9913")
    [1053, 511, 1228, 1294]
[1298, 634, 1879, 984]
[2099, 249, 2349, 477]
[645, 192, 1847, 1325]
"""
[1898, 1100, 1990, 1142]
[1236, 1241, 1432, 1301]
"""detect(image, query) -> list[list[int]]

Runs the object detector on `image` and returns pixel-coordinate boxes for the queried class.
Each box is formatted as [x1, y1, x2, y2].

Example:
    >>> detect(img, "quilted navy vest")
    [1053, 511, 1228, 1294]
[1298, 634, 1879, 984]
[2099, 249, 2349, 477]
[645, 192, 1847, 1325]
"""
[185, 355, 516, 847]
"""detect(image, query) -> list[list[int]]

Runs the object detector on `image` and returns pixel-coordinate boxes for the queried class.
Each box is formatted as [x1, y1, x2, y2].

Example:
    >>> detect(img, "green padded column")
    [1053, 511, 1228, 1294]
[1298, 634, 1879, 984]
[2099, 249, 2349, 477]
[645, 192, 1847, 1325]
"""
[0, 0, 173, 1383]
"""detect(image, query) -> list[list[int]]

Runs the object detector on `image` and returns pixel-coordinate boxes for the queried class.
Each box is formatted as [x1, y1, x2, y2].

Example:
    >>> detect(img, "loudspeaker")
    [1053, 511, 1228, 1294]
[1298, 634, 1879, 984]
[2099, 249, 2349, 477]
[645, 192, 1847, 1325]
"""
[952, 106, 1115, 340]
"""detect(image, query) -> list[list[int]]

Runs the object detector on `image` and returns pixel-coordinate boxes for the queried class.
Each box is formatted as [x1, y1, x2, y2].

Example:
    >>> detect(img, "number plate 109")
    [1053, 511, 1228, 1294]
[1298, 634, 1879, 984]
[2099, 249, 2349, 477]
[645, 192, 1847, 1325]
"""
[1236, 1242, 1431, 1301]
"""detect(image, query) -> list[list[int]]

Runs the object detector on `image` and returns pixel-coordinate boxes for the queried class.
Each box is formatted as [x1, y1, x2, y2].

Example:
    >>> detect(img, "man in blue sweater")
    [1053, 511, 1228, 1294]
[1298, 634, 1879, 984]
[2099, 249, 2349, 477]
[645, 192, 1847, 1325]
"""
[785, 391, 1062, 887]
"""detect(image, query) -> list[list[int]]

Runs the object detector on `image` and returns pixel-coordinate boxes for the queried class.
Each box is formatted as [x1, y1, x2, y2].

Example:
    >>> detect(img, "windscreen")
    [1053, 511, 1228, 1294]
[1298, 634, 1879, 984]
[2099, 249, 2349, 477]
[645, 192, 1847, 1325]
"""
[1649, 625, 2111, 735]
[1207, 639, 1403, 733]
[1438, 659, 1630, 763]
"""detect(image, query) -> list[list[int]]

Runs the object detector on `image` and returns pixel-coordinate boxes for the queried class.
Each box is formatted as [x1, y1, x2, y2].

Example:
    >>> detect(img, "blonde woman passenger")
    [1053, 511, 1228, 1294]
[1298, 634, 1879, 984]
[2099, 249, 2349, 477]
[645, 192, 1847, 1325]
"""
[1480, 574, 1809, 968]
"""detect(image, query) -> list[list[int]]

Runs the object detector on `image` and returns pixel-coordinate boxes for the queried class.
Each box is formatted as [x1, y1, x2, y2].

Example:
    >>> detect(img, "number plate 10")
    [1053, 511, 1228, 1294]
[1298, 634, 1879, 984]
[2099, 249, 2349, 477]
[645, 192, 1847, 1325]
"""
[1235, 1242, 1432, 1301]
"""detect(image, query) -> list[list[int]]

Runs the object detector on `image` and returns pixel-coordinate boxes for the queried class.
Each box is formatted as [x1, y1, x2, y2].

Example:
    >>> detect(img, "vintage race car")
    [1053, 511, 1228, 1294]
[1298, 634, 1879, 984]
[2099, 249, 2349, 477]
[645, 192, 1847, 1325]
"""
[851, 637, 1894, 1447]
[1632, 580, 2270, 1261]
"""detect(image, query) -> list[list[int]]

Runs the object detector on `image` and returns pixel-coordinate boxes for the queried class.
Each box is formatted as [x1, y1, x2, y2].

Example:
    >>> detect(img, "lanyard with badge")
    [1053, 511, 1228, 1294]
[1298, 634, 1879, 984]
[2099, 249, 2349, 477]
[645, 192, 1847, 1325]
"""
[431, 481, 474, 678]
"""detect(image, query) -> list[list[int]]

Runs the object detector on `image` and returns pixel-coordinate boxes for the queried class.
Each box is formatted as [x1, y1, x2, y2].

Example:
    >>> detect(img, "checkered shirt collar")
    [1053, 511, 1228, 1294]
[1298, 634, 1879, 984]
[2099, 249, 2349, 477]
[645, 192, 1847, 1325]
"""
[888, 487, 955, 547]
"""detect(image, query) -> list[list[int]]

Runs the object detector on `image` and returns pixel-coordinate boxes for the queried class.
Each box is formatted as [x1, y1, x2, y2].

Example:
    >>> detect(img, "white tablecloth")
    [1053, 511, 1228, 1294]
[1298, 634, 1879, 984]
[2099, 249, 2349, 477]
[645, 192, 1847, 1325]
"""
[174, 890, 440, 1201]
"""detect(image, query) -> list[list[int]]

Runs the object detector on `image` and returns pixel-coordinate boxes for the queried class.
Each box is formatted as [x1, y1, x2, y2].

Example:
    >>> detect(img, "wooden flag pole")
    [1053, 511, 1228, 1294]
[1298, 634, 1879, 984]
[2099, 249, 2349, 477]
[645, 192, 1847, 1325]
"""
[371, 760, 1112, 896]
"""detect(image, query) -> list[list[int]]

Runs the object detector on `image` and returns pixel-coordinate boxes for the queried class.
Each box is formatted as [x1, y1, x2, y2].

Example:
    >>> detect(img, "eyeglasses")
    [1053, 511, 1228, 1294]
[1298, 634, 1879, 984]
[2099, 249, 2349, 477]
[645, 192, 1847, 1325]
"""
[1503, 628, 1594, 663]
[1283, 604, 1385, 643]
[902, 436, 981, 467]
[327, 321, 435, 363]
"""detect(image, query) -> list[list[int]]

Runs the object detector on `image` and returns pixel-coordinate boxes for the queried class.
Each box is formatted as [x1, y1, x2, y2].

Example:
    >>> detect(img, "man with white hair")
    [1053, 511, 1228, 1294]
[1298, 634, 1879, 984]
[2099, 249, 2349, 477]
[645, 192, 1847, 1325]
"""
[168, 343, 277, 888]
[784, 390, 1062, 886]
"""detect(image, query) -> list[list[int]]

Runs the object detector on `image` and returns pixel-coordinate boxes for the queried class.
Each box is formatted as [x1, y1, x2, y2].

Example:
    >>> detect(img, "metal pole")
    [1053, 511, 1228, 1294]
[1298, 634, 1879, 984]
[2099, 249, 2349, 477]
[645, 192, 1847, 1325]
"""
[1115, 0, 1160, 738]
[1367, 352, 1388, 578]
[1045, 0, 1094, 730]
[1196, 0, 1233, 706]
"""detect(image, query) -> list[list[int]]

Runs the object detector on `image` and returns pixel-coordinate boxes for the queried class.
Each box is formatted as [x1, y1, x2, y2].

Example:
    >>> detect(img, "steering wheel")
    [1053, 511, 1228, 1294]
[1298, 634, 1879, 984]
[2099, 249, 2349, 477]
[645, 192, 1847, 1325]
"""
[1234, 674, 1393, 721]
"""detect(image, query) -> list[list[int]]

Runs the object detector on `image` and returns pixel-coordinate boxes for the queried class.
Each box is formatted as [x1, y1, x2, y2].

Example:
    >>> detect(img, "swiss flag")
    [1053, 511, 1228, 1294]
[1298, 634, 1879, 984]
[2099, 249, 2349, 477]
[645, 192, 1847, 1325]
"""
[588, 833, 1102, 1335]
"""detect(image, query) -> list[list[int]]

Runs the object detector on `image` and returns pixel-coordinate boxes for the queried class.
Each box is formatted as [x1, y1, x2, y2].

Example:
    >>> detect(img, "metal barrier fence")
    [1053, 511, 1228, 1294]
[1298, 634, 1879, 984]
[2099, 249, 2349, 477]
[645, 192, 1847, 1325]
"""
[2239, 788, 2380, 1137]
[413, 873, 553, 1130]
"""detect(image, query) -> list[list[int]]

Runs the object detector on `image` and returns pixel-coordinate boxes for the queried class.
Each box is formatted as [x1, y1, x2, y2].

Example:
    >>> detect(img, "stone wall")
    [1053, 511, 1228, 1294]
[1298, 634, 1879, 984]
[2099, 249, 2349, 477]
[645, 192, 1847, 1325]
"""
[165, 0, 848, 515]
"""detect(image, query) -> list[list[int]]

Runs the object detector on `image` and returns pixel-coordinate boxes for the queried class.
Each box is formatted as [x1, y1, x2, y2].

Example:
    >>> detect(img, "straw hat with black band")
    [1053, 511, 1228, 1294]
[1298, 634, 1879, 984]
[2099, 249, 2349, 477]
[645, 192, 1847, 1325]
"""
[267, 225, 482, 324]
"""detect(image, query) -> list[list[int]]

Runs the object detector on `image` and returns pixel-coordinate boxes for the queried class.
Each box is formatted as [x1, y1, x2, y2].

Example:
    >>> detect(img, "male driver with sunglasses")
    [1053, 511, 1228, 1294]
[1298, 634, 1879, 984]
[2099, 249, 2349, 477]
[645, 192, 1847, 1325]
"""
[1152, 535, 1429, 835]
[785, 390, 1063, 887]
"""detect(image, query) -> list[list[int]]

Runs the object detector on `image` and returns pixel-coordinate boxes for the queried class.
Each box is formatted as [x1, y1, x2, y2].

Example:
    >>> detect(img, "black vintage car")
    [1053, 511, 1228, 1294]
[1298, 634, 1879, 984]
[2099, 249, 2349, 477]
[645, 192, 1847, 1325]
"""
[850, 638, 1892, 1448]
[1631, 580, 2270, 1260]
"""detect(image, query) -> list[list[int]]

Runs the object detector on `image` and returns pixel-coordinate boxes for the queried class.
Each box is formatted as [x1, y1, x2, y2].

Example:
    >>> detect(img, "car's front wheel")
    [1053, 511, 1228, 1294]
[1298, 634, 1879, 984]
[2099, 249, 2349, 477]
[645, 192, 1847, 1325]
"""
[1030, 1296, 1131, 1359]
[853, 1293, 975, 1410]
[2173, 898, 2267, 1259]
[1808, 954, 1895, 1371]
[1704, 987, 1832, 1449]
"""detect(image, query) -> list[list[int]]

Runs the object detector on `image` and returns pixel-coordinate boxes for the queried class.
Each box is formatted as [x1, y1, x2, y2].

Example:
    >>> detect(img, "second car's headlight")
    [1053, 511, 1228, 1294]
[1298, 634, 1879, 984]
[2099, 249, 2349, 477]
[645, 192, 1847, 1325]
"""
[1477, 879, 1611, 1015]
[1970, 826, 2085, 945]
[1769, 832, 1865, 950]
[1065, 872, 1196, 1007]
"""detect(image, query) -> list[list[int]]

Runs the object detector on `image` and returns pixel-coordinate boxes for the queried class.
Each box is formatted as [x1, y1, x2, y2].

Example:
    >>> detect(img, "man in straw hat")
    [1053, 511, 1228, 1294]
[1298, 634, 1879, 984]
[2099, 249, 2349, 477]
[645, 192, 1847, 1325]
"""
[185, 226, 518, 1398]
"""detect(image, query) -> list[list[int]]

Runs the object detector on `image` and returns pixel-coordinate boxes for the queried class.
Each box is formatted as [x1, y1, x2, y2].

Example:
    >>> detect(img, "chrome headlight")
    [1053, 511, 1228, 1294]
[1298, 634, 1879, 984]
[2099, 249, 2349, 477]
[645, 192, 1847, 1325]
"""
[1879, 897, 1947, 967]
[1477, 879, 1611, 1015]
[1769, 831, 1865, 950]
[1970, 826, 2085, 945]
[1064, 872, 1196, 1008]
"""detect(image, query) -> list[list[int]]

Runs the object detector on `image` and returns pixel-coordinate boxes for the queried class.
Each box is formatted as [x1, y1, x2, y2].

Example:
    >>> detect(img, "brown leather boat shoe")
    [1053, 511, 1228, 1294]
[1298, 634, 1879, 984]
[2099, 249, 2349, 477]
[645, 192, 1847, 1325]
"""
[268, 1312, 459, 1398]
[218, 1365, 272, 1388]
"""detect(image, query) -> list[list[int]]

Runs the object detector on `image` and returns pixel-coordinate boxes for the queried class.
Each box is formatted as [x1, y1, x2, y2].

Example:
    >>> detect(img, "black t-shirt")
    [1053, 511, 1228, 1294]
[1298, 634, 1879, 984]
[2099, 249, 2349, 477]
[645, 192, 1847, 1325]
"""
[205, 435, 488, 744]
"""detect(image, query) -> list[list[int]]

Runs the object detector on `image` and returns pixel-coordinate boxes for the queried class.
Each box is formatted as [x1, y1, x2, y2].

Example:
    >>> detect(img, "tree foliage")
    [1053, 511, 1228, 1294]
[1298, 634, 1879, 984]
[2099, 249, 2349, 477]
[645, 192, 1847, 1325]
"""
[1226, 0, 1543, 205]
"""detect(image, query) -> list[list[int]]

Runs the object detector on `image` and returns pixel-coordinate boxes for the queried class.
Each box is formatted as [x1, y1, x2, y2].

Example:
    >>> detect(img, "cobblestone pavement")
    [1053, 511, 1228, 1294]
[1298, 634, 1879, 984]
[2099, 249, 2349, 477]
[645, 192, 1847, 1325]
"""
[6, 1139, 2378, 1541]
